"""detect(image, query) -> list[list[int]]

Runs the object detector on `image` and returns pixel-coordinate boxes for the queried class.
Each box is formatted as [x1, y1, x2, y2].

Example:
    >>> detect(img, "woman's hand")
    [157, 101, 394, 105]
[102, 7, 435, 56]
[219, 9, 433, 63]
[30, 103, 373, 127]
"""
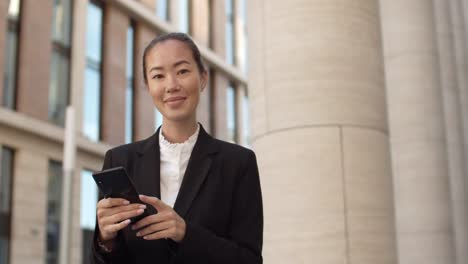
[132, 195, 186, 242]
[97, 198, 147, 242]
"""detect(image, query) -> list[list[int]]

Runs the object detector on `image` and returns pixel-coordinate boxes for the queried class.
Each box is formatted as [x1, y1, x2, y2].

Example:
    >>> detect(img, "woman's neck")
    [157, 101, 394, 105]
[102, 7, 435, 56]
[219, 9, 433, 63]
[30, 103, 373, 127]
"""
[161, 119, 198, 144]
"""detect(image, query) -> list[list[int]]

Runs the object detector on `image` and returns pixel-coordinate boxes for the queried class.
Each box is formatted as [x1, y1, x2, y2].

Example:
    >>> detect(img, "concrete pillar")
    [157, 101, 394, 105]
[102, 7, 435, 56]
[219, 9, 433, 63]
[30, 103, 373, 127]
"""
[9, 150, 48, 264]
[450, 0, 468, 205]
[211, 0, 229, 140]
[16, 0, 53, 121]
[101, 5, 128, 145]
[380, 0, 456, 263]
[248, 1, 397, 263]
[133, 23, 157, 141]
[433, 1, 468, 263]
[70, 0, 87, 143]
[191, 0, 211, 133]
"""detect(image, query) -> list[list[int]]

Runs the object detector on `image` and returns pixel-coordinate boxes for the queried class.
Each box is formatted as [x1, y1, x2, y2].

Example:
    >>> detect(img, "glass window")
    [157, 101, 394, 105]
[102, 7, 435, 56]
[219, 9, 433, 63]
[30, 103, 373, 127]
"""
[238, 0, 247, 73]
[46, 161, 63, 264]
[242, 91, 250, 146]
[0, 146, 13, 264]
[80, 170, 98, 264]
[155, 109, 163, 130]
[156, 0, 169, 21]
[49, 0, 72, 126]
[52, 0, 72, 46]
[49, 51, 70, 126]
[3, 0, 21, 109]
[225, 0, 235, 65]
[125, 25, 135, 144]
[226, 84, 237, 142]
[178, 0, 189, 33]
[83, 2, 103, 141]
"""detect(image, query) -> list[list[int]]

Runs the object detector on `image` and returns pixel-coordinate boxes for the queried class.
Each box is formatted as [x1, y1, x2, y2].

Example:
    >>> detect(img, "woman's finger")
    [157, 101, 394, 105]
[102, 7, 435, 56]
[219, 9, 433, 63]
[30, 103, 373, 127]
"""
[131, 211, 174, 230]
[98, 203, 146, 219]
[136, 220, 175, 237]
[100, 208, 145, 226]
[142, 228, 175, 241]
[102, 219, 132, 235]
[97, 198, 129, 209]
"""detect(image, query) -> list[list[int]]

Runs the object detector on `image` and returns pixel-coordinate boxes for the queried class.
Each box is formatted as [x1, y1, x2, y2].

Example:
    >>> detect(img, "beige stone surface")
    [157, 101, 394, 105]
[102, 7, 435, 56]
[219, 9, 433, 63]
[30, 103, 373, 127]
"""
[16, 0, 53, 121]
[10, 150, 48, 264]
[433, 0, 468, 263]
[247, 0, 268, 139]
[342, 127, 397, 264]
[259, 0, 387, 133]
[380, 0, 457, 263]
[191, 0, 210, 47]
[101, 5, 129, 145]
[134, 23, 157, 141]
[253, 127, 346, 264]
[249, 0, 397, 263]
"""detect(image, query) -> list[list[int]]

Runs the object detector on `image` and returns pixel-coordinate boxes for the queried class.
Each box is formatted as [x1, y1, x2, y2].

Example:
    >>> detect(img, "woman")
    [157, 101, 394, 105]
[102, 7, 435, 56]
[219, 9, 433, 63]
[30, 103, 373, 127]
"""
[91, 32, 263, 264]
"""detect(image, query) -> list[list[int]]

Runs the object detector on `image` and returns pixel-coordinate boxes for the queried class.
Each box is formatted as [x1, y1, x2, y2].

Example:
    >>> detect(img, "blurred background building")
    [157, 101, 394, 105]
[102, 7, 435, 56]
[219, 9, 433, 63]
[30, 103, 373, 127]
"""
[1, 0, 468, 264]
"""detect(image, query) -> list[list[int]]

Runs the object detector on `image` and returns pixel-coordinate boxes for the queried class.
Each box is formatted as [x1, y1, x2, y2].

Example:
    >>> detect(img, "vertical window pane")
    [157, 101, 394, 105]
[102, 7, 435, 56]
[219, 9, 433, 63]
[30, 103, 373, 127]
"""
[3, 0, 21, 109]
[125, 26, 134, 144]
[179, 0, 189, 33]
[225, 0, 235, 65]
[0, 146, 13, 264]
[242, 93, 250, 146]
[8, 0, 21, 18]
[155, 109, 163, 130]
[80, 170, 98, 230]
[46, 161, 63, 264]
[86, 3, 103, 62]
[83, 67, 101, 142]
[49, 52, 70, 126]
[52, 0, 72, 46]
[156, 0, 169, 21]
[83, 2, 103, 142]
[80, 170, 98, 264]
[226, 85, 236, 142]
[0, 147, 13, 213]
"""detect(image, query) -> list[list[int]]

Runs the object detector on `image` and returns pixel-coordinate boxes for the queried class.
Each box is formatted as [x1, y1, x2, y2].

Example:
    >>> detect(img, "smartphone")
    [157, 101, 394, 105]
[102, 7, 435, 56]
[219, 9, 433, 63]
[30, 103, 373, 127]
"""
[92, 166, 151, 223]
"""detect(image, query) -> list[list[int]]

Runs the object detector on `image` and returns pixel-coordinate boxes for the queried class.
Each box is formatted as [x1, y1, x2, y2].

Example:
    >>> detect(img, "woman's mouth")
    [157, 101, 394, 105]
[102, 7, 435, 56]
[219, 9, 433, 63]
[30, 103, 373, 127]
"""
[164, 96, 186, 107]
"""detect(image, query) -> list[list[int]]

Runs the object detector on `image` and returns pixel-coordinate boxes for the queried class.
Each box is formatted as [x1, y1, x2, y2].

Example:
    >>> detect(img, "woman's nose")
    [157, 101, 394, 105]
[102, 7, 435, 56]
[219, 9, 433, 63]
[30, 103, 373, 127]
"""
[166, 75, 180, 92]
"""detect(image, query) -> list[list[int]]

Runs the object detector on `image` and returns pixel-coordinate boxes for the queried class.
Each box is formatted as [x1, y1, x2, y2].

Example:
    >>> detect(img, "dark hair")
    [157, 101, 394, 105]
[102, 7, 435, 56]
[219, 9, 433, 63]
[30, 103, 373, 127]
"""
[142, 32, 206, 83]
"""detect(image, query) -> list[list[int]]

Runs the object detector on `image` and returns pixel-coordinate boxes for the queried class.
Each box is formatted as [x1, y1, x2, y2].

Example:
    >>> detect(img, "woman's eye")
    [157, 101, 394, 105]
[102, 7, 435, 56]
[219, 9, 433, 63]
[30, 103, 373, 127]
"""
[178, 69, 189, 75]
[152, 74, 164, 80]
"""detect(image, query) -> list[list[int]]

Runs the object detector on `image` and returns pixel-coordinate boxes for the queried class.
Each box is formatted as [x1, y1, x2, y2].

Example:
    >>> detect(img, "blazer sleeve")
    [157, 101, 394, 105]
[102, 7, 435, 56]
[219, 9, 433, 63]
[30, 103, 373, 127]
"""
[91, 150, 131, 264]
[174, 150, 264, 264]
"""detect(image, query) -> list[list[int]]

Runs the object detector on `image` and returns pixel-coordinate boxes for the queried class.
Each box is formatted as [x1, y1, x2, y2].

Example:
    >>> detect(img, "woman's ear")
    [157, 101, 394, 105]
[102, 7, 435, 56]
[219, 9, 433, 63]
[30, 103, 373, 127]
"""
[200, 71, 208, 92]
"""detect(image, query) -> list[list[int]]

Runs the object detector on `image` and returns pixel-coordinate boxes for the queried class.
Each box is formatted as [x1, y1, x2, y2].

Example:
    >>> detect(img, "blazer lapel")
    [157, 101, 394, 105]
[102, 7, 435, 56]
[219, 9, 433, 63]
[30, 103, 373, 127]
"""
[135, 128, 161, 204]
[173, 125, 218, 218]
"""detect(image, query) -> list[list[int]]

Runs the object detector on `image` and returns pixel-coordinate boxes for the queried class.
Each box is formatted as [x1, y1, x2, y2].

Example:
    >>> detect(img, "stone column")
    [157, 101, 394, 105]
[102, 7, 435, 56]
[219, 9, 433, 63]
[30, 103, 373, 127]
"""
[433, 1, 468, 263]
[191, 0, 212, 132]
[16, 0, 53, 121]
[134, 23, 157, 141]
[10, 150, 48, 264]
[248, 0, 397, 263]
[380, 0, 456, 263]
[101, 5, 128, 145]
[0, 0, 8, 103]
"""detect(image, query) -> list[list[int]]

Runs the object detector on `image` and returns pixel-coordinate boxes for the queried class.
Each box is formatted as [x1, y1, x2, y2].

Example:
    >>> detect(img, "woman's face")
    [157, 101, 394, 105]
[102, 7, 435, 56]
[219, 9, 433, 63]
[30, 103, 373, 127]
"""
[145, 39, 207, 124]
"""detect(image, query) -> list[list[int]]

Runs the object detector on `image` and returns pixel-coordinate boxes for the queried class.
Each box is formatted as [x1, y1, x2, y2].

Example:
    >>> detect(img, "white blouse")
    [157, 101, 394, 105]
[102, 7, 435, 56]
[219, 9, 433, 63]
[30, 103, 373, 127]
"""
[158, 125, 200, 208]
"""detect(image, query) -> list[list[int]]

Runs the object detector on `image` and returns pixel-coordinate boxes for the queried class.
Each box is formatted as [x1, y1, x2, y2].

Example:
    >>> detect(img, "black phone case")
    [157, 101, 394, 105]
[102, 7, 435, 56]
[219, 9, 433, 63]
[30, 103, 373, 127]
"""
[92, 166, 152, 223]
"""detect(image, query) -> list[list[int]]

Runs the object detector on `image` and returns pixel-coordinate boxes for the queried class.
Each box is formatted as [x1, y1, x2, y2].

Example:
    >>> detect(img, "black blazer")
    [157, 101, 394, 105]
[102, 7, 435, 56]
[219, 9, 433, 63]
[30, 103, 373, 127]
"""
[91, 125, 263, 264]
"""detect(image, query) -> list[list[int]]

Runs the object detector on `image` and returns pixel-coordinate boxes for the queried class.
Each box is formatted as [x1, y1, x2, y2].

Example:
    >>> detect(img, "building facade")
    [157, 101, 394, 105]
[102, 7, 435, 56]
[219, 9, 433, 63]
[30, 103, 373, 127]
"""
[0, 0, 248, 263]
[2, 0, 468, 264]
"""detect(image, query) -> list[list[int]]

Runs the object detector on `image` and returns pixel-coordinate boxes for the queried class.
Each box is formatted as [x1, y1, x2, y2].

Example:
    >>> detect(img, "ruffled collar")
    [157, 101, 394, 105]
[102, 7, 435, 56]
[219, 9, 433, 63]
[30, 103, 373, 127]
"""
[159, 124, 200, 152]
